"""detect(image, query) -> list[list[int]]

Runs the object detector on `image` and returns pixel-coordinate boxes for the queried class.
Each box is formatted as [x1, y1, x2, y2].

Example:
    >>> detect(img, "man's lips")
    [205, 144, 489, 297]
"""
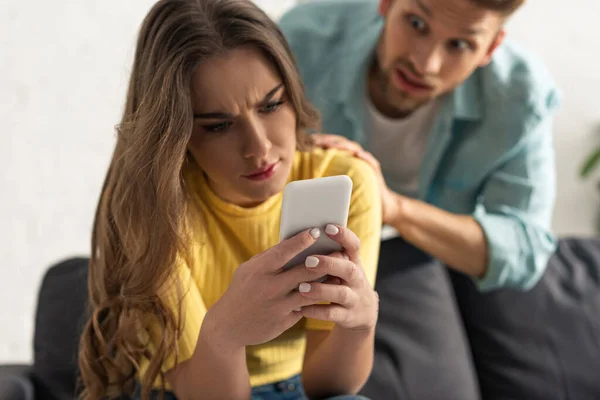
[393, 66, 434, 93]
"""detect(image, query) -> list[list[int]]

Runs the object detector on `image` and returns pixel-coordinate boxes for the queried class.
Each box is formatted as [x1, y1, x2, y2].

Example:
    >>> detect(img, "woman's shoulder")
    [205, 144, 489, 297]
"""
[293, 148, 378, 184]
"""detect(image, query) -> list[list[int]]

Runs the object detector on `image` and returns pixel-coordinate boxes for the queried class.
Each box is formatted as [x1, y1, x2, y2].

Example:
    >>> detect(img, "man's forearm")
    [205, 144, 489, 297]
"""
[302, 327, 375, 398]
[390, 194, 489, 277]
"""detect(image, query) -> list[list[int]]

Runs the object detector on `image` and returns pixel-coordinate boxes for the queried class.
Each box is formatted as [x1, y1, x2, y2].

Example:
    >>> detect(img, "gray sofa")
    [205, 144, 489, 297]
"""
[1, 238, 599, 400]
[0, 257, 89, 400]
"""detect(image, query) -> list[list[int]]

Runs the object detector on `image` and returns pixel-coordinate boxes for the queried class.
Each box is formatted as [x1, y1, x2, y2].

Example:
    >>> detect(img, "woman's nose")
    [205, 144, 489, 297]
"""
[243, 119, 272, 159]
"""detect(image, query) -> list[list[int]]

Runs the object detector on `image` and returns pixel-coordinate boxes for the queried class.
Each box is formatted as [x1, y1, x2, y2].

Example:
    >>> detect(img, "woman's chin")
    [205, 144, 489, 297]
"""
[239, 175, 287, 207]
[248, 183, 285, 204]
[234, 162, 291, 207]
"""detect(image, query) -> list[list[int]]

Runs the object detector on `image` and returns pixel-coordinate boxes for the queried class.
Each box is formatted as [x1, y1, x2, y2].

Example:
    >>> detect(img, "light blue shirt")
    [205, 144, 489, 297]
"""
[279, 0, 561, 291]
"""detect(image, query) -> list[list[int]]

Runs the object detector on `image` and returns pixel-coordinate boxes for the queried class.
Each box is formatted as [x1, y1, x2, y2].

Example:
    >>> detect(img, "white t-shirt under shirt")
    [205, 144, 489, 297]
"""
[363, 95, 441, 240]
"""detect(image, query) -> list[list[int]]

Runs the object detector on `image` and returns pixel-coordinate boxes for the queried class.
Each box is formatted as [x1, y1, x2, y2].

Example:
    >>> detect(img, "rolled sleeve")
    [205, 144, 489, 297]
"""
[471, 113, 558, 291]
[473, 206, 557, 291]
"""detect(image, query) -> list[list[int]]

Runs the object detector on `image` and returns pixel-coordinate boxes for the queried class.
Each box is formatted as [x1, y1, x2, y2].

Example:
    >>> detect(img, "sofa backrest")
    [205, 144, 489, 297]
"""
[32, 257, 89, 400]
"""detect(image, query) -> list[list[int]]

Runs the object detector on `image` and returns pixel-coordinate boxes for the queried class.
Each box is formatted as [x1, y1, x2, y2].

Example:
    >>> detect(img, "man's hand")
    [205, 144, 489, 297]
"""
[312, 133, 489, 277]
[312, 133, 401, 225]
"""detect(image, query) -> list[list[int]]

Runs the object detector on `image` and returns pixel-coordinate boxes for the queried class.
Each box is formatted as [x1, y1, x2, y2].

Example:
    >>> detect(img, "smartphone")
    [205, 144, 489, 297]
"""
[279, 175, 353, 271]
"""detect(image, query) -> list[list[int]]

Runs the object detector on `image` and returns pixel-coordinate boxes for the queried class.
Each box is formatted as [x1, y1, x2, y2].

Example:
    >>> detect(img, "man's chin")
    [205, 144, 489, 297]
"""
[389, 93, 432, 116]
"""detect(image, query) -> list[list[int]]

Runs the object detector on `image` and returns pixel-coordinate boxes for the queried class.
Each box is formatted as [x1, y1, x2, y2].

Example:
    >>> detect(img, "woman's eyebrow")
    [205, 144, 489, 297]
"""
[193, 83, 284, 119]
[261, 83, 284, 103]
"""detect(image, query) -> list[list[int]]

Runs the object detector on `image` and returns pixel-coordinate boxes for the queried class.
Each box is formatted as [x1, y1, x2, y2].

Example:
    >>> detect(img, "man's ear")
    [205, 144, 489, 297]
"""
[378, 0, 393, 17]
[479, 29, 506, 67]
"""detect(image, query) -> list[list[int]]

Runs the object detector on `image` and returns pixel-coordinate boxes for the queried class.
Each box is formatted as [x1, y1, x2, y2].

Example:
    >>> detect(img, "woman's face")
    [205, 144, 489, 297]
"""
[188, 46, 297, 207]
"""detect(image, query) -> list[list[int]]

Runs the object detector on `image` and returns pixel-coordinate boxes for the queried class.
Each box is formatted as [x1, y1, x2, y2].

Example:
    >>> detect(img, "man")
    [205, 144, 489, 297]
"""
[280, 0, 560, 399]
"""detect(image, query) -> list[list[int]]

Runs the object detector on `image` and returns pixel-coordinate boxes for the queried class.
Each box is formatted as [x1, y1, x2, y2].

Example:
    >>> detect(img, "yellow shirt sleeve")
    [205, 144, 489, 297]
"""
[305, 153, 382, 331]
[140, 260, 206, 384]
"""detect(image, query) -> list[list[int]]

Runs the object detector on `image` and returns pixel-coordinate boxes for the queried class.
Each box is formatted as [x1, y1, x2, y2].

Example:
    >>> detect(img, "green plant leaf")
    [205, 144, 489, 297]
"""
[580, 148, 600, 178]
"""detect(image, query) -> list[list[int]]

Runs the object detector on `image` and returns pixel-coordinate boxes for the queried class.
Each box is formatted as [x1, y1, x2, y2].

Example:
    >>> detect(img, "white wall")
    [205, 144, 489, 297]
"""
[1, 0, 598, 364]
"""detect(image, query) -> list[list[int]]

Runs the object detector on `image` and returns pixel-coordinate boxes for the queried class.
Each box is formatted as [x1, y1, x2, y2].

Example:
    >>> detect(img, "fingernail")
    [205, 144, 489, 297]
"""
[326, 224, 339, 235]
[305, 256, 319, 268]
[343, 252, 350, 260]
[299, 283, 312, 293]
[294, 307, 302, 312]
[309, 228, 321, 239]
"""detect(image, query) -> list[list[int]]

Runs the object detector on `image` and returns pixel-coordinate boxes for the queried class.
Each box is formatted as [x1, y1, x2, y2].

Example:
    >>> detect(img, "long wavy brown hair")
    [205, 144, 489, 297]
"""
[77, 0, 319, 398]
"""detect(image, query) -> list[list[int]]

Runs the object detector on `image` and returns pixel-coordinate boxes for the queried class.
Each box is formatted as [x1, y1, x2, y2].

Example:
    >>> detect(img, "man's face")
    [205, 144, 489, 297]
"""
[373, 0, 506, 116]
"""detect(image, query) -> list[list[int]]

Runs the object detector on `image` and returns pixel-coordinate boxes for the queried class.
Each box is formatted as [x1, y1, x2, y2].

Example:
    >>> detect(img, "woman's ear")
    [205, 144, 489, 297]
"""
[479, 29, 506, 67]
[378, 0, 394, 17]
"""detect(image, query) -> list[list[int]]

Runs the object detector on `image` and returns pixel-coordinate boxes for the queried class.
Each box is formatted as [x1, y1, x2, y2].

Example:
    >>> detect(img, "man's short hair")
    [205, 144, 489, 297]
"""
[471, 0, 525, 14]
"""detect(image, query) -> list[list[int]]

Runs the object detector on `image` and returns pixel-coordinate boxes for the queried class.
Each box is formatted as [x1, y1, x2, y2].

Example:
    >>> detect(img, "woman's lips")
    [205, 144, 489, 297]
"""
[243, 161, 279, 181]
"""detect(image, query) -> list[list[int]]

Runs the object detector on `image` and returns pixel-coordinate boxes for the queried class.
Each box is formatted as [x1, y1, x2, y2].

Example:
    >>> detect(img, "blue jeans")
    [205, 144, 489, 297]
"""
[250, 374, 369, 400]
[131, 375, 370, 400]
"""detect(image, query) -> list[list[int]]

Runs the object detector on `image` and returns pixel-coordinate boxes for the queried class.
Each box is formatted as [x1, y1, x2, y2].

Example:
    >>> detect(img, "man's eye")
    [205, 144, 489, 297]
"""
[448, 39, 473, 52]
[260, 100, 285, 114]
[407, 15, 427, 32]
[202, 121, 232, 133]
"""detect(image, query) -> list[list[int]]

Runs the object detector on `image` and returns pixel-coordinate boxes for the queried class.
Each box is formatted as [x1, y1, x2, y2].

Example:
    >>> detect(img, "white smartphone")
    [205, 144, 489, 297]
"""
[279, 175, 353, 271]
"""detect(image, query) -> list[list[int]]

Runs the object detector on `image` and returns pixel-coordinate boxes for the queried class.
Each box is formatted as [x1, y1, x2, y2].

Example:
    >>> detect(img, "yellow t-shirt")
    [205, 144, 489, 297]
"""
[139, 148, 382, 388]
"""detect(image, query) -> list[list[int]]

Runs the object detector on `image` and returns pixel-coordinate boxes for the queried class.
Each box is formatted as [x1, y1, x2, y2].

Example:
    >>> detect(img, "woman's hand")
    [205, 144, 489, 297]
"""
[311, 133, 400, 225]
[292, 224, 379, 331]
[203, 228, 327, 349]
[204, 222, 378, 352]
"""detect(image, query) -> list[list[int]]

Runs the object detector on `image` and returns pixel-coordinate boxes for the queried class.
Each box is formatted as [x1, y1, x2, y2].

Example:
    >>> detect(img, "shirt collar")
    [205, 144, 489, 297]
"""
[335, 14, 383, 105]
[451, 71, 482, 121]
[333, 7, 383, 144]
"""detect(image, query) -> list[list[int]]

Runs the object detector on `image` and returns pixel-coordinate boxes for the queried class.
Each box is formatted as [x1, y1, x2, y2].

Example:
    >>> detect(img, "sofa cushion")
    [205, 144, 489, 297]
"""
[450, 237, 600, 400]
[360, 238, 480, 400]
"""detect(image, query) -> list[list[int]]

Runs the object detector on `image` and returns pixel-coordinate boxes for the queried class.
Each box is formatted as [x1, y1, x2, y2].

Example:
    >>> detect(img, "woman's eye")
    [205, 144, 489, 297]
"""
[259, 100, 285, 114]
[202, 121, 232, 133]
[407, 15, 427, 32]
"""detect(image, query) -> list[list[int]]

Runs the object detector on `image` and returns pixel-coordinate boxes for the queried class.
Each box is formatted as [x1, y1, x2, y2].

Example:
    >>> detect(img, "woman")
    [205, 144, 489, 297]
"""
[77, 0, 382, 399]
